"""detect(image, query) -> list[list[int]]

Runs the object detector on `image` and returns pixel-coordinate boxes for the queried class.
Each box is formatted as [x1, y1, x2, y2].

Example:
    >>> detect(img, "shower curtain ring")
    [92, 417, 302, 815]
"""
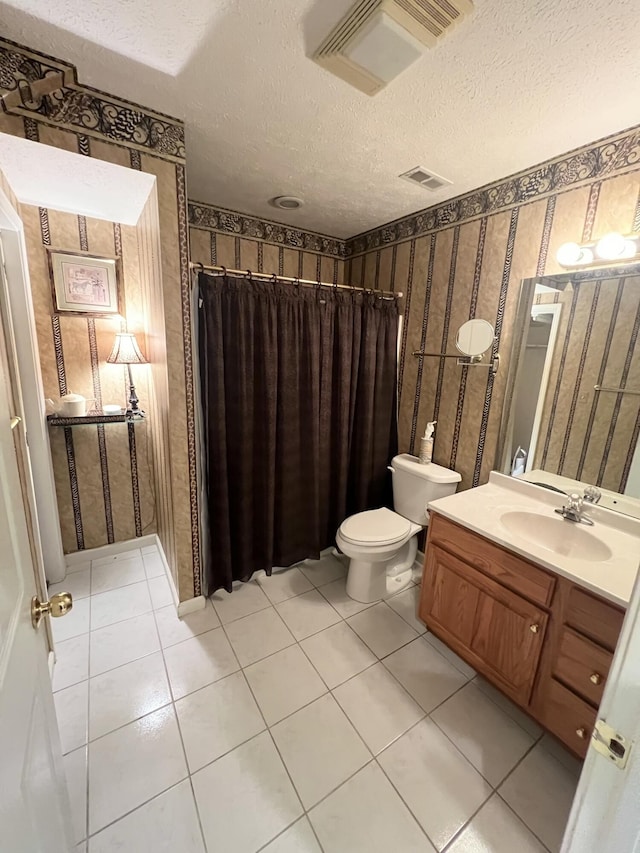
[220, 265, 227, 277]
[196, 262, 204, 273]
[246, 270, 253, 281]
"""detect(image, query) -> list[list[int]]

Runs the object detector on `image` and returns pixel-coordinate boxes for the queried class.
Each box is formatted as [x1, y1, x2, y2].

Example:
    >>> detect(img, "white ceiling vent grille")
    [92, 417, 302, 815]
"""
[313, 0, 473, 96]
[399, 166, 452, 191]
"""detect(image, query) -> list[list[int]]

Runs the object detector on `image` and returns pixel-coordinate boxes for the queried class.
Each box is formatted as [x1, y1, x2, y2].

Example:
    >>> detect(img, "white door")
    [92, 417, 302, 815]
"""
[0, 288, 74, 850]
[562, 560, 640, 852]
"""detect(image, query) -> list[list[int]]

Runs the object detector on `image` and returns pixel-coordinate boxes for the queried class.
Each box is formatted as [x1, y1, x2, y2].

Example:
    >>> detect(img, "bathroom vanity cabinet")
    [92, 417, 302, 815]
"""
[419, 513, 625, 758]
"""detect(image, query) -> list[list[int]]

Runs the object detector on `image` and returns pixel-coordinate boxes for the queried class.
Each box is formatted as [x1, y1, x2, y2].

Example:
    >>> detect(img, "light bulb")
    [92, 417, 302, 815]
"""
[595, 232, 626, 260]
[556, 242, 583, 267]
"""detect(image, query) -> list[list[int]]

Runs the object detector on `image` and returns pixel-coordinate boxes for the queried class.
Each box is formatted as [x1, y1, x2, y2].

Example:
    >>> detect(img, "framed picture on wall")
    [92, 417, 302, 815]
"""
[47, 248, 123, 317]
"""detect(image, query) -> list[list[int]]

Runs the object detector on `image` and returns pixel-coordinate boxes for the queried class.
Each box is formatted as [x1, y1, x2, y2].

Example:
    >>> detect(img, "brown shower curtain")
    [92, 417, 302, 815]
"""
[198, 272, 398, 594]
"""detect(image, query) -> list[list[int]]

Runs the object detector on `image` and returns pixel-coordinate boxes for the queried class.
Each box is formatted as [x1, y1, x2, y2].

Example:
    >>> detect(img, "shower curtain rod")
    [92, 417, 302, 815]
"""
[190, 262, 403, 299]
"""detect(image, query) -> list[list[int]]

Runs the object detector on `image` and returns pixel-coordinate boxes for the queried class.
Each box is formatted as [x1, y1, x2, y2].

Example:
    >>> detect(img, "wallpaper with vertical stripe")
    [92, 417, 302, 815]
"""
[533, 276, 640, 493]
[19, 203, 155, 553]
[345, 130, 640, 490]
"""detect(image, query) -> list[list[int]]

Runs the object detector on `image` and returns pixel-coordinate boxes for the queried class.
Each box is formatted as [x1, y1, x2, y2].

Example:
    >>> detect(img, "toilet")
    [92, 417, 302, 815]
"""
[336, 453, 461, 603]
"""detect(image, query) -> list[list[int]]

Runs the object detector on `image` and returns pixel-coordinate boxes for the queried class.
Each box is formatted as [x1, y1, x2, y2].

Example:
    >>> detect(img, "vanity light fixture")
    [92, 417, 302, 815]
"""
[557, 232, 640, 268]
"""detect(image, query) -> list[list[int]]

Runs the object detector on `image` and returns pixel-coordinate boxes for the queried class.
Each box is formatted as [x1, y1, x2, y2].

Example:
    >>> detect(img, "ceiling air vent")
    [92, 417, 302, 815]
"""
[400, 166, 452, 191]
[313, 0, 473, 96]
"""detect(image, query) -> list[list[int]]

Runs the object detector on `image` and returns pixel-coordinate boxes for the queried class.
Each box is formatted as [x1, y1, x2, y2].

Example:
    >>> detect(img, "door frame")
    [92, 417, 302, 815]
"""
[0, 188, 66, 583]
[525, 302, 562, 472]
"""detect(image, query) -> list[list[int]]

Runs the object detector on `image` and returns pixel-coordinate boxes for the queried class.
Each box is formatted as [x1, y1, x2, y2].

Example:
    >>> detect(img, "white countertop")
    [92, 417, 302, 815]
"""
[428, 472, 640, 608]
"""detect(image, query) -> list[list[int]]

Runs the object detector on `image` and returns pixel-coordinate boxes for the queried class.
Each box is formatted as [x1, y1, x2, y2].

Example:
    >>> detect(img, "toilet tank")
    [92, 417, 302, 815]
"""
[390, 453, 461, 525]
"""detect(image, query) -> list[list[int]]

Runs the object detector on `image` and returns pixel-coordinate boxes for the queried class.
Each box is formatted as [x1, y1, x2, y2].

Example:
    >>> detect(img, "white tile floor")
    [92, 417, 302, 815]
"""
[52, 546, 581, 852]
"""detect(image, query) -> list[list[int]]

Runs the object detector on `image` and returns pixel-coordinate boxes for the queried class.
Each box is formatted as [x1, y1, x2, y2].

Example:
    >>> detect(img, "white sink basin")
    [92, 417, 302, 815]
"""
[500, 511, 613, 563]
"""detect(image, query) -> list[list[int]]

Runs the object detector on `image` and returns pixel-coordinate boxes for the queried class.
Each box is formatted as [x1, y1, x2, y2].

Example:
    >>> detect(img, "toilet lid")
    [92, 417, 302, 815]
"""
[340, 508, 412, 545]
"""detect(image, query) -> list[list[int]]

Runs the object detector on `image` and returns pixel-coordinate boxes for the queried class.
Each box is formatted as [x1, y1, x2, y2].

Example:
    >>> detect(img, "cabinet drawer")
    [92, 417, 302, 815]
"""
[554, 628, 612, 707]
[540, 678, 597, 759]
[565, 586, 624, 652]
[428, 514, 555, 607]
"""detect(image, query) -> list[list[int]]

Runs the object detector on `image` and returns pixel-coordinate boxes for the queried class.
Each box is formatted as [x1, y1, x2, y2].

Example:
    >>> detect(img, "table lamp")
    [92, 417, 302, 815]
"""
[106, 332, 147, 416]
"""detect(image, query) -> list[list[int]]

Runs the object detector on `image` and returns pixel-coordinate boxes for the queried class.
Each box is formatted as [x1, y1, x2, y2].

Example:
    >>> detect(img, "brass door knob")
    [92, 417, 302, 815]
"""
[31, 591, 73, 629]
[590, 672, 602, 686]
[529, 623, 540, 634]
[576, 727, 587, 739]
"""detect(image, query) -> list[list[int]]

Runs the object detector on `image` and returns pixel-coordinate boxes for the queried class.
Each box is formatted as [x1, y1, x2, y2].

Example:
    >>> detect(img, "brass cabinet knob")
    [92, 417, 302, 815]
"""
[590, 672, 602, 686]
[576, 727, 587, 739]
[31, 591, 73, 629]
[529, 623, 540, 634]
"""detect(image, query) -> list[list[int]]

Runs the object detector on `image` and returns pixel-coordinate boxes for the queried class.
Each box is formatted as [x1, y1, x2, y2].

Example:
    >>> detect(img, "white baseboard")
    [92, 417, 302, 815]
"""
[152, 539, 205, 617]
[178, 595, 207, 616]
[63, 534, 204, 619]
[64, 534, 158, 567]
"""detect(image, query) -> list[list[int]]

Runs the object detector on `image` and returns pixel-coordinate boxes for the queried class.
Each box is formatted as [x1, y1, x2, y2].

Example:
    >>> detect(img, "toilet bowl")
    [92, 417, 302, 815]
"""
[337, 454, 461, 603]
[337, 507, 421, 602]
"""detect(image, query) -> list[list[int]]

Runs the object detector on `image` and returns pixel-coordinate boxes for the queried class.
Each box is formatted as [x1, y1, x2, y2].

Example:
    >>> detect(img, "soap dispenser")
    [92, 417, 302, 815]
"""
[419, 421, 436, 464]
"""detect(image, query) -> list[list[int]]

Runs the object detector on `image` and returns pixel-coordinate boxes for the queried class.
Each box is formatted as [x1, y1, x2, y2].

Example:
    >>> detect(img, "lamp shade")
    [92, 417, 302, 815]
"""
[106, 332, 147, 365]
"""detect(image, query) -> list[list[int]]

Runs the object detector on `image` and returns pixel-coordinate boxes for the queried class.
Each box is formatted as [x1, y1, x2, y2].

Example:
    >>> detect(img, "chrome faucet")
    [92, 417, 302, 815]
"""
[555, 493, 595, 526]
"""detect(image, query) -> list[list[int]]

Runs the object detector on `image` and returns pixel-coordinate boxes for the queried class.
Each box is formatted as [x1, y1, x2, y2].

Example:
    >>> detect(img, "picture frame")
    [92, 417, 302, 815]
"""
[47, 248, 123, 317]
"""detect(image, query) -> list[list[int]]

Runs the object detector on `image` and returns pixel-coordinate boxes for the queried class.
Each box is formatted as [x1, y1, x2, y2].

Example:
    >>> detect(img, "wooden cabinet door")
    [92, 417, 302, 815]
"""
[421, 545, 548, 705]
[421, 546, 480, 649]
[470, 585, 548, 705]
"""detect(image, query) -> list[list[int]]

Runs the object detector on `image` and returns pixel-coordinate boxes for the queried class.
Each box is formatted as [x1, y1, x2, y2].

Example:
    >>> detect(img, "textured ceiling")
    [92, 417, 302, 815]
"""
[2, 0, 640, 238]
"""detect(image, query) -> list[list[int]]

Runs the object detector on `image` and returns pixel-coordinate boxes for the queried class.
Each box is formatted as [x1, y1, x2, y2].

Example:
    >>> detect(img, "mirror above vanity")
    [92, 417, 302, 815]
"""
[498, 264, 640, 518]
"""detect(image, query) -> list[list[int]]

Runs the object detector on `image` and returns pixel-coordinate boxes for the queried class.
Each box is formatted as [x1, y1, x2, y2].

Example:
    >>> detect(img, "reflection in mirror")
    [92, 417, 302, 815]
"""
[499, 266, 640, 518]
[456, 318, 494, 357]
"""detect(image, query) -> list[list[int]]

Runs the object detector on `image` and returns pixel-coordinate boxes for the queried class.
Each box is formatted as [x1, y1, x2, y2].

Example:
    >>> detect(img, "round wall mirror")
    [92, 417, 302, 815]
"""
[456, 319, 495, 357]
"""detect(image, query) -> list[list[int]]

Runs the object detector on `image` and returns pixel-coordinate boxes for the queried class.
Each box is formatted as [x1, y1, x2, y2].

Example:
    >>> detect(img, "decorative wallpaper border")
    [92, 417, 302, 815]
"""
[348, 126, 640, 255]
[188, 200, 349, 259]
[0, 38, 185, 162]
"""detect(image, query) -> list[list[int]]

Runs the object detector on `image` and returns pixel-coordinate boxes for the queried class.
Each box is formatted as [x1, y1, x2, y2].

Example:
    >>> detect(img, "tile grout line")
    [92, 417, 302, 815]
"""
[372, 752, 442, 851]
[84, 778, 191, 844]
[427, 690, 536, 790]
[493, 734, 579, 852]
[81, 572, 194, 844]
[72, 592, 418, 846]
[211, 575, 399, 850]
[150, 603, 211, 853]
[61, 548, 566, 851]
[213, 617, 322, 851]
[216, 592, 446, 851]
[493, 792, 554, 853]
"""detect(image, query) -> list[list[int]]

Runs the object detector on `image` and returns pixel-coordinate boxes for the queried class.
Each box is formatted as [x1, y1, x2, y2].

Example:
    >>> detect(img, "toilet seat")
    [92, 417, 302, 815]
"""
[339, 507, 411, 547]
